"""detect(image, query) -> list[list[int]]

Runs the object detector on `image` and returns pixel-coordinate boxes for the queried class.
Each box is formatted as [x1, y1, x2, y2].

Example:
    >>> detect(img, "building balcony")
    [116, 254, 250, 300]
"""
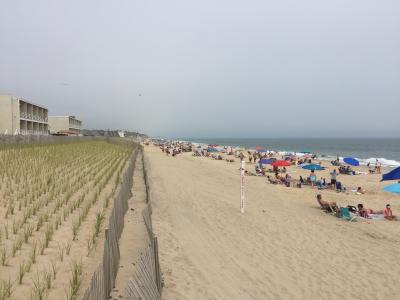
[20, 112, 48, 123]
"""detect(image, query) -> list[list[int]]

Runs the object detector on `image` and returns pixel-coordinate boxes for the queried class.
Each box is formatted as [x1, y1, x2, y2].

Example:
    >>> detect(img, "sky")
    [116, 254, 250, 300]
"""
[0, 0, 399, 138]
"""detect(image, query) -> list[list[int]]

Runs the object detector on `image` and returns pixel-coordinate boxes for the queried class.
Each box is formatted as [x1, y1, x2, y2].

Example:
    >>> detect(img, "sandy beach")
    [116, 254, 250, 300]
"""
[145, 145, 400, 300]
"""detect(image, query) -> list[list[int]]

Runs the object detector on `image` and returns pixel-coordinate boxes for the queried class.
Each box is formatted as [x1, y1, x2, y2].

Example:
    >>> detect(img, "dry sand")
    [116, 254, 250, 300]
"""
[145, 145, 400, 300]
[111, 151, 150, 299]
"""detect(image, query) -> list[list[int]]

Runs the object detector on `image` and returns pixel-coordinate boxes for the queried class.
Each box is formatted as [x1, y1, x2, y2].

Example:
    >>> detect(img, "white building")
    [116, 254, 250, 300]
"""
[48, 116, 82, 136]
[0, 94, 49, 135]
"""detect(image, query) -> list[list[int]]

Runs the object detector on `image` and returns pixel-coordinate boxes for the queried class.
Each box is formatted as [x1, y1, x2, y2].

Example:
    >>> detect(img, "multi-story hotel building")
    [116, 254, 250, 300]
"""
[48, 116, 82, 136]
[0, 94, 49, 135]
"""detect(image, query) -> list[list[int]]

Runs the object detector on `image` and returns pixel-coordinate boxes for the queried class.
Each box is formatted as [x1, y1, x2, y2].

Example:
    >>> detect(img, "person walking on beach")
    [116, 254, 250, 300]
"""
[253, 152, 258, 164]
[248, 151, 253, 163]
[239, 152, 245, 162]
[376, 159, 382, 174]
[309, 170, 317, 186]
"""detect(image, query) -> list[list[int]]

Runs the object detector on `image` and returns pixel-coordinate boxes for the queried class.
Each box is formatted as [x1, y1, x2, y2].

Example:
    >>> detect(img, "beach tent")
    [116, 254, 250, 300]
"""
[260, 158, 273, 165]
[300, 150, 312, 154]
[383, 183, 400, 194]
[302, 164, 325, 171]
[343, 157, 360, 166]
[272, 160, 291, 167]
[381, 166, 400, 181]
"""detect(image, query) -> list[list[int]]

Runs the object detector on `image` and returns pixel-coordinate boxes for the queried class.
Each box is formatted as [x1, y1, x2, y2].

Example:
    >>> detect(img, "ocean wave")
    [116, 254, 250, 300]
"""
[360, 158, 400, 168]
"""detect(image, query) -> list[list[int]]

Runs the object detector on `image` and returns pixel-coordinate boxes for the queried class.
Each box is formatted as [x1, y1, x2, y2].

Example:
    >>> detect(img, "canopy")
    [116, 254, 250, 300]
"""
[302, 164, 325, 171]
[383, 183, 400, 194]
[207, 147, 219, 152]
[343, 157, 359, 166]
[208, 144, 218, 147]
[260, 158, 273, 165]
[272, 160, 291, 167]
[381, 166, 400, 181]
[300, 150, 312, 154]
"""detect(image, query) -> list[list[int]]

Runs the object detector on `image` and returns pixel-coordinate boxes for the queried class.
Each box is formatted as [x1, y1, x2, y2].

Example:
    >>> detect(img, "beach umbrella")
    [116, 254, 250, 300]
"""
[260, 158, 273, 165]
[208, 144, 218, 147]
[343, 157, 359, 166]
[381, 166, 400, 181]
[272, 160, 291, 167]
[383, 183, 400, 194]
[302, 164, 325, 171]
[207, 147, 219, 152]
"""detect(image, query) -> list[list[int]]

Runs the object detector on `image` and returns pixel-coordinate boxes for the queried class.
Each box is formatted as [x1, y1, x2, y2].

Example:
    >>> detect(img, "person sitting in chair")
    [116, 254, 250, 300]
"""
[316, 194, 338, 212]
[266, 175, 278, 184]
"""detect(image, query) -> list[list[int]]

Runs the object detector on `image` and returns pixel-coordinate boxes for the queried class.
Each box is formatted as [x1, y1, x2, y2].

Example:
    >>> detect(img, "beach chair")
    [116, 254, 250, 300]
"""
[339, 207, 357, 222]
[335, 181, 343, 192]
[318, 202, 337, 215]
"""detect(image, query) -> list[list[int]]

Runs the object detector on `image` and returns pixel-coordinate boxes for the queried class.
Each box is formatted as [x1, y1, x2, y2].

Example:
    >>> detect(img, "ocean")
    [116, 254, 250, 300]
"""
[182, 138, 400, 167]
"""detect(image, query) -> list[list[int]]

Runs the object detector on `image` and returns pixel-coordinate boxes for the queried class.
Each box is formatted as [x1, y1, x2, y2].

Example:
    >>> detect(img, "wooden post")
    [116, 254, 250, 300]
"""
[153, 237, 161, 292]
[240, 160, 245, 213]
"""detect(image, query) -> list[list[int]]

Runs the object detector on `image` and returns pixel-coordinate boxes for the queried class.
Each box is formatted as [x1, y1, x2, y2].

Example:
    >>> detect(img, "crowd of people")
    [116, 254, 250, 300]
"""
[148, 140, 397, 223]
[156, 141, 192, 157]
[317, 194, 397, 221]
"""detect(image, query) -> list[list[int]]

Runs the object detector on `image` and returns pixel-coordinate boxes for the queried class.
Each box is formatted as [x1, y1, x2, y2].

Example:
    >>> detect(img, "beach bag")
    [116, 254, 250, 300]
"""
[347, 205, 357, 213]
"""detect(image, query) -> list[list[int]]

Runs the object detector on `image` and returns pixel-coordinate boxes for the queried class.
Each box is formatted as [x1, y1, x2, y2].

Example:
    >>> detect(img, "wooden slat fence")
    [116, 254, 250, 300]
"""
[82, 144, 139, 300]
[123, 146, 163, 299]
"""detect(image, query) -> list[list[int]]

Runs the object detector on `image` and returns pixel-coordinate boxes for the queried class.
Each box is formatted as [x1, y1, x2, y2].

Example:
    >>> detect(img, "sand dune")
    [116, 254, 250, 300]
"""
[145, 146, 400, 300]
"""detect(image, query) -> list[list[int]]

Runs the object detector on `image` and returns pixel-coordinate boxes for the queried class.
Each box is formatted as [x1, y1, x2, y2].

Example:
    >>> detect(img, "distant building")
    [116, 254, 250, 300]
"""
[48, 116, 82, 136]
[0, 94, 49, 135]
[118, 131, 125, 138]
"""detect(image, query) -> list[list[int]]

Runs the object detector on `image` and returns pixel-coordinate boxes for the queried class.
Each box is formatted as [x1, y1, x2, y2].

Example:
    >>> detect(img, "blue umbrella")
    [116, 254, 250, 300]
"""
[302, 164, 325, 171]
[207, 147, 219, 152]
[383, 183, 400, 194]
[382, 166, 400, 181]
[344, 157, 359, 166]
[260, 158, 273, 165]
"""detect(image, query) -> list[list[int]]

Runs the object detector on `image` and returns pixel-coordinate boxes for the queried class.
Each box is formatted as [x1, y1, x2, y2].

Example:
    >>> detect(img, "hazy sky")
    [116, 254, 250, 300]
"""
[1, 0, 399, 138]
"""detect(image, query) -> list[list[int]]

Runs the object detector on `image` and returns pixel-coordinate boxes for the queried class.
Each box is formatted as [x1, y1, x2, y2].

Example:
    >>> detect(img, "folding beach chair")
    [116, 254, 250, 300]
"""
[339, 207, 357, 222]
[336, 181, 343, 192]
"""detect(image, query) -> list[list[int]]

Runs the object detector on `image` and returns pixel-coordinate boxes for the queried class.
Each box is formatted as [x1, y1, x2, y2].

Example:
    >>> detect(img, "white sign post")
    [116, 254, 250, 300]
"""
[240, 160, 245, 213]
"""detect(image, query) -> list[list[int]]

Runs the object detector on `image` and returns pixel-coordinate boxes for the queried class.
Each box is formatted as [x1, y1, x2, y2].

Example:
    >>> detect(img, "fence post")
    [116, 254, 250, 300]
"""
[153, 236, 161, 293]
[104, 228, 109, 300]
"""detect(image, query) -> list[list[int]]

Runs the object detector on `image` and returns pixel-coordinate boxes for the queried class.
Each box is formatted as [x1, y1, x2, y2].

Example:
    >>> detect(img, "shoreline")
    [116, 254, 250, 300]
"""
[173, 138, 400, 168]
[174, 138, 400, 168]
